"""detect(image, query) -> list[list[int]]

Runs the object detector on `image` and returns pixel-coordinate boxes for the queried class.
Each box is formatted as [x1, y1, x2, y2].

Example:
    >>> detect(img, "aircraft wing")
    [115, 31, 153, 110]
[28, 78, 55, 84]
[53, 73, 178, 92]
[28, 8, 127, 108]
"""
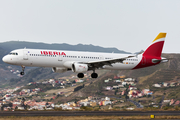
[82, 55, 135, 69]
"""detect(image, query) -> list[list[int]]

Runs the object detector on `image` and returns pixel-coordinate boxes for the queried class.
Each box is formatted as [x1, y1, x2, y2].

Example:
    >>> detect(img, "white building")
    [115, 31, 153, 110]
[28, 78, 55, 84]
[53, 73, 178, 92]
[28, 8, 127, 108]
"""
[122, 82, 127, 86]
[153, 84, 162, 88]
[163, 82, 170, 87]
[105, 97, 110, 101]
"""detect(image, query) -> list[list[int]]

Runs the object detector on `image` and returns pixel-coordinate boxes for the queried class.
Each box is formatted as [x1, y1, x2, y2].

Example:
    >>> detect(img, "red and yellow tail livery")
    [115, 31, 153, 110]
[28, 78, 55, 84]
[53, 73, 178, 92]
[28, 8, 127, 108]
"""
[133, 33, 167, 69]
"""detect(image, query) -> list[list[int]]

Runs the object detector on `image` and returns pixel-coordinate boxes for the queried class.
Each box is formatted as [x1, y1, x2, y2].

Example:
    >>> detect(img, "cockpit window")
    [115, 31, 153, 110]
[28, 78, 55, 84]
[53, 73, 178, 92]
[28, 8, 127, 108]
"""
[9, 53, 18, 55]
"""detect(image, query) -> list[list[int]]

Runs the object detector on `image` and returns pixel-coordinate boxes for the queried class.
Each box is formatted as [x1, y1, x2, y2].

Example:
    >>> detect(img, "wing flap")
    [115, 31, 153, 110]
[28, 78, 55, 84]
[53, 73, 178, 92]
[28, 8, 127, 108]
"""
[83, 55, 135, 68]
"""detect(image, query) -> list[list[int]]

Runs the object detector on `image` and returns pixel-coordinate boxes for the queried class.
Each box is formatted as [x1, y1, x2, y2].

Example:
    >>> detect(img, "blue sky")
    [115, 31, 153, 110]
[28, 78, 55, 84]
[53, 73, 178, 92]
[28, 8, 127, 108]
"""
[0, 0, 179, 53]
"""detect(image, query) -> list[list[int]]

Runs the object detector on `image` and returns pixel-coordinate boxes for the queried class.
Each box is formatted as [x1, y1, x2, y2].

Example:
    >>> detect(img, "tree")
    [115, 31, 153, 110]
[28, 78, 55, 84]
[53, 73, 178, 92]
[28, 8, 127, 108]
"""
[8, 102, 13, 107]
[114, 89, 118, 95]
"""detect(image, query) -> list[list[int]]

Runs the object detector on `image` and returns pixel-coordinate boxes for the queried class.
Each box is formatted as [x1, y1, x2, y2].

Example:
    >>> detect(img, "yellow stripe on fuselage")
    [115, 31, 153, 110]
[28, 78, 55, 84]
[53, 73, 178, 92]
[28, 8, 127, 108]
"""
[152, 33, 166, 43]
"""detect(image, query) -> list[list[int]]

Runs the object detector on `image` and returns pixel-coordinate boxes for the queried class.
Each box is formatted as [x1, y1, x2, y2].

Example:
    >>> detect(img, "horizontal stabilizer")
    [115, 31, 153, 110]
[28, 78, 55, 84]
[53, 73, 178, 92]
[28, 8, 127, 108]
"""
[152, 58, 170, 63]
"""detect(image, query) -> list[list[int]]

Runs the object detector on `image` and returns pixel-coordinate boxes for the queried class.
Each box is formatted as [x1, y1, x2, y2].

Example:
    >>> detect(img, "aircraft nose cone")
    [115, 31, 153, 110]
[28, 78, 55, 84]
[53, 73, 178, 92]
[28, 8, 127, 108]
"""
[2, 56, 8, 63]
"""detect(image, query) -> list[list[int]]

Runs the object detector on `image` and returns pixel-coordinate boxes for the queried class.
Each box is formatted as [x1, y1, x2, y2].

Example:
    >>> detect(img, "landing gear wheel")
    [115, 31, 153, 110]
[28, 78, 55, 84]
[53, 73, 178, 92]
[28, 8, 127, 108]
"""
[91, 73, 98, 78]
[20, 72, 24, 75]
[77, 73, 84, 78]
[20, 65, 25, 76]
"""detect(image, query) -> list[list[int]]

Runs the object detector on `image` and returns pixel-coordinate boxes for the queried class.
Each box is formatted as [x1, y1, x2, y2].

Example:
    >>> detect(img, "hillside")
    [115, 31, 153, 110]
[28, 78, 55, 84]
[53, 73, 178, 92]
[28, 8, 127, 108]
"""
[1, 41, 180, 109]
[1, 53, 180, 88]
[50, 53, 180, 103]
[0, 41, 130, 54]
[1, 52, 180, 106]
[1, 41, 180, 103]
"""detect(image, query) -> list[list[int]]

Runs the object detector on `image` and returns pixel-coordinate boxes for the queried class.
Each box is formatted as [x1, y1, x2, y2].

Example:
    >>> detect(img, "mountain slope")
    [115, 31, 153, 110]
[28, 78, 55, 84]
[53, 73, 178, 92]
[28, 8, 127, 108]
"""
[2, 53, 180, 88]
[0, 41, 130, 54]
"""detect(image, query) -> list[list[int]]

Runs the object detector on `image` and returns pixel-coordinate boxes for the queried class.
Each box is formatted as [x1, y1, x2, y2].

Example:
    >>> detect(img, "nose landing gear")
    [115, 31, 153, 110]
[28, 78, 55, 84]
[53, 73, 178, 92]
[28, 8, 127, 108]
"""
[20, 66, 25, 75]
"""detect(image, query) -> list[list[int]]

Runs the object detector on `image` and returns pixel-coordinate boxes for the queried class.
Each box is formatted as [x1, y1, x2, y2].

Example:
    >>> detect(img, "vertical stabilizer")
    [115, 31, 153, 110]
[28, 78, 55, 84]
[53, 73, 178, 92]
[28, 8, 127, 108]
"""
[133, 33, 167, 69]
[143, 33, 166, 57]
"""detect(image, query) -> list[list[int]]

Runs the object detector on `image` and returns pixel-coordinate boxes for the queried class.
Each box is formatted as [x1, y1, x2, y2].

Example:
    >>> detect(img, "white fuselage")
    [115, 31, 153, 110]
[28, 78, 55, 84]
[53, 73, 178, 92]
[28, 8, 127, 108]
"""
[2, 49, 141, 71]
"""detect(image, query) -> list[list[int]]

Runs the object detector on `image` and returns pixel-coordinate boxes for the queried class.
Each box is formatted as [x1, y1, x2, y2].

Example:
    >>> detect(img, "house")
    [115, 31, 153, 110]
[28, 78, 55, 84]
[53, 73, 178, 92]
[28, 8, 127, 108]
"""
[129, 86, 137, 90]
[105, 97, 110, 101]
[125, 78, 135, 82]
[115, 80, 121, 83]
[49, 79, 55, 83]
[153, 84, 162, 88]
[121, 91, 125, 95]
[81, 101, 90, 106]
[75, 79, 84, 83]
[122, 82, 127, 86]
[138, 93, 143, 97]
[119, 75, 126, 78]
[163, 82, 170, 87]
[114, 76, 120, 79]
[127, 82, 135, 85]
[99, 101, 103, 106]
[170, 99, 175, 105]
[118, 85, 124, 88]
[175, 100, 180, 105]
[4, 94, 12, 100]
[90, 102, 97, 107]
[147, 91, 153, 95]
[163, 100, 170, 103]
[103, 101, 111, 106]
[142, 89, 151, 95]
[170, 82, 176, 87]
[104, 80, 109, 83]
[126, 107, 134, 110]
[106, 86, 113, 90]
[113, 86, 119, 89]
[17, 104, 25, 110]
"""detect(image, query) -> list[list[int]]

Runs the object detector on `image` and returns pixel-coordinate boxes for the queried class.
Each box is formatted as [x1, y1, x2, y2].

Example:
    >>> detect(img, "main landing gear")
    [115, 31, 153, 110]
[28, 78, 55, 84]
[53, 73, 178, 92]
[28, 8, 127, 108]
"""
[20, 66, 25, 75]
[91, 69, 98, 78]
[91, 73, 98, 78]
[77, 72, 98, 78]
[77, 73, 84, 78]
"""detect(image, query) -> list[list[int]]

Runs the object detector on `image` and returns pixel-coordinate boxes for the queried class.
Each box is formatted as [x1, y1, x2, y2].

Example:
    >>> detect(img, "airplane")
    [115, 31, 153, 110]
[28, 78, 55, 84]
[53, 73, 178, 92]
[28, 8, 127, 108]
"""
[2, 33, 168, 78]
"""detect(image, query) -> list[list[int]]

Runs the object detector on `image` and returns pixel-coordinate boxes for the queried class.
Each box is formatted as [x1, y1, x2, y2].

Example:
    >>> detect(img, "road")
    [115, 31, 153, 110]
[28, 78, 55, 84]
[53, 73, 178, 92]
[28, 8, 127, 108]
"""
[0, 111, 180, 116]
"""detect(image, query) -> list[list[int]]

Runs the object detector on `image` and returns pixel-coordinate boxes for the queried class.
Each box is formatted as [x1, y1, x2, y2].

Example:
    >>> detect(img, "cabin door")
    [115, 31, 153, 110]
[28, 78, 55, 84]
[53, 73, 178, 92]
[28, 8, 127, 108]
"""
[23, 50, 28, 60]
[58, 55, 63, 61]
[99, 55, 104, 60]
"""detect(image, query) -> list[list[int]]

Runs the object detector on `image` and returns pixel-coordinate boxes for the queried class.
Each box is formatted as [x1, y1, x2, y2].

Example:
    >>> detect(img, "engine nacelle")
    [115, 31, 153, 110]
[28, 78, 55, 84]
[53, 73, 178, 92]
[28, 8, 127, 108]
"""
[52, 67, 67, 73]
[72, 63, 88, 73]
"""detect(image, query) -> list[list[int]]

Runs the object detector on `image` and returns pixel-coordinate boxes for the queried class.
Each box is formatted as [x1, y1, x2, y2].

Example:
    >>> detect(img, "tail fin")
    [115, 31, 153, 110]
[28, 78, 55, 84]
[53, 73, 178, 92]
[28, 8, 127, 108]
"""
[143, 33, 166, 57]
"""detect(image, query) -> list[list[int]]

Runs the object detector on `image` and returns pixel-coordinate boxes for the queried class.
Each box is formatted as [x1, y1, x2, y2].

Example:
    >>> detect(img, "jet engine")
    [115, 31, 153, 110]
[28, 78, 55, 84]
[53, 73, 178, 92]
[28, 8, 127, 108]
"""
[52, 67, 68, 73]
[72, 63, 88, 73]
